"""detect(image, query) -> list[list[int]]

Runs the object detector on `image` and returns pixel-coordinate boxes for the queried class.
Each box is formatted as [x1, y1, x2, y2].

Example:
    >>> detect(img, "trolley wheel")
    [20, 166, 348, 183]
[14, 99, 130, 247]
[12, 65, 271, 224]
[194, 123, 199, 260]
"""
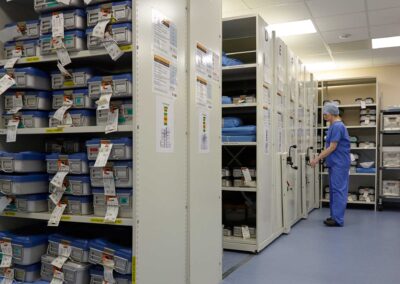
[378, 204, 383, 211]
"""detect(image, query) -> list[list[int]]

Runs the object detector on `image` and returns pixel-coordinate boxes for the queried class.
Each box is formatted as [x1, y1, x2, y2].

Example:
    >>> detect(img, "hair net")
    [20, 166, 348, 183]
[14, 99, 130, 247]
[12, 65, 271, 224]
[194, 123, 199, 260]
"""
[323, 103, 339, 115]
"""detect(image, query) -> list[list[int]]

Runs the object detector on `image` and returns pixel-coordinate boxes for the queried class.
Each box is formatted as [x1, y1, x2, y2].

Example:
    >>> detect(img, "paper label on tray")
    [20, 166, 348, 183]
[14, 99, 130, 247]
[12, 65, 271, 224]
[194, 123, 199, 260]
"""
[105, 197, 119, 223]
[49, 188, 66, 205]
[0, 241, 12, 256]
[360, 100, 366, 109]
[103, 170, 116, 196]
[7, 94, 23, 114]
[99, 9, 112, 21]
[51, 171, 69, 188]
[4, 57, 19, 69]
[6, 118, 19, 143]
[50, 269, 64, 284]
[241, 168, 252, 183]
[52, 37, 64, 50]
[102, 33, 123, 61]
[94, 143, 113, 167]
[58, 243, 71, 258]
[56, 0, 71, 5]
[241, 226, 250, 239]
[96, 94, 112, 110]
[56, 62, 72, 78]
[0, 255, 12, 268]
[51, 256, 68, 269]
[102, 256, 115, 268]
[11, 48, 22, 58]
[93, 19, 110, 39]
[2, 268, 14, 280]
[53, 98, 73, 121]
[103, 266, 115, 283]
[57, 48, 71, 67]
[48, 204, 67, 227]
[0, 74, 16, 96]
[105, 109, 119, 134]
[0, 197, 11, 214]
[52, 13, 64, 38]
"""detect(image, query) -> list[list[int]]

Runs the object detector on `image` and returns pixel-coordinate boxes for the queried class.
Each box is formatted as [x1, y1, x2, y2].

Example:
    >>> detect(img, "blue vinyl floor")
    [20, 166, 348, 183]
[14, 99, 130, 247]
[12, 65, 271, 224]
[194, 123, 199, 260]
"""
[222, 208, 400, 284]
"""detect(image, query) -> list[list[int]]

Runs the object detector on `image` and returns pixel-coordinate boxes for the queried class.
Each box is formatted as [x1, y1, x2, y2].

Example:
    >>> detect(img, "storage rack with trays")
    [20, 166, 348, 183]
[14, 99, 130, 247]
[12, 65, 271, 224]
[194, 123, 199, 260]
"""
[317, 78, 380, 210]
[0, 0, 203, 283]
[378, 109, 400, 210]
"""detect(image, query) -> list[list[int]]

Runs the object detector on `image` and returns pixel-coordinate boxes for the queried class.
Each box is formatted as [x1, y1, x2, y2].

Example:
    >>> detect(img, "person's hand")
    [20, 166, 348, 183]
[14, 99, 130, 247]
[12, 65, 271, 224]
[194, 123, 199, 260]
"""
[310, 158, 319, 168]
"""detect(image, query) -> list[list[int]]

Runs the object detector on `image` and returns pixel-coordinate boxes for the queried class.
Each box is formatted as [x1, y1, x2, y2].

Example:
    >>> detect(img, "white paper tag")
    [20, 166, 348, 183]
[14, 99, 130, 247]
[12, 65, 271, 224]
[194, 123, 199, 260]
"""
[48, 204, 67, 227]
[0, 242, 12, 257]
[51, 171, 69, 189]
[7, 94, 23, 114]
[363, 192, 371, 203]
[62, 112, 73, 126]
[0, 197, 11, 214]
[365, 118, 370, 125]
[101, 83, 113, 94]
[11, 48, 22, 58]
[102, 257, 115, 269]
[102, 33, 123, 61]
[2, 268, 14, 282]
[53, 99, 73, 121]
[99, 10, 112, 21]
[52, 13, 64, 38]
[57, 62, 72, 78]
[56, 0, 71, 4]
[0, 75, 16, 96]
[49, 187, 66, 205]
[103, 266, 115, 283]
[103, 169, 116, 196]
[56, 48, 71, 67]
[84, 0, 93, 4]
[92, 20, 110, 39]
[6, 118, 19, 143]
[105, 109, 119, 134]
[360, 100, 366, 109]
[4, 57, 19, 69]
[241, 168, 252, 183]
[96, 94, 112, 110]
[94, 143, 113, 168]
[105, 197, 119, 223]
[51, 256, 68, 269]
[52, 37, 64, 50]
[58, 243, 71, 258]
[241, 226, 251, 239]
[0, 255, 12, 268]
[50, 270, 64, 284]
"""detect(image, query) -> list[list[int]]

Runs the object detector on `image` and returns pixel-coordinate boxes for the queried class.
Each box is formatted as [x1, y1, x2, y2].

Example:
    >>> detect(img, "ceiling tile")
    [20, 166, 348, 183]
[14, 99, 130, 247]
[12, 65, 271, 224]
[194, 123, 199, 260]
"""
[322, 28, 369, 44]
[301, 53, 332, 64]
[314, 12, 367, 32]
[256, 2, 311, 24]
[368, 7, 400, 26]
[333, 49, 373, 61]
[373, 47, 400, 67]
[370, 24, 400, 38]
[222, 0, 248, 14]
[305, 0, 365, 17]
[329, 40, 372, 52]
[243, 0, 303, 9]
[281, 33, 328, 57]
[367, 0, 400, 10]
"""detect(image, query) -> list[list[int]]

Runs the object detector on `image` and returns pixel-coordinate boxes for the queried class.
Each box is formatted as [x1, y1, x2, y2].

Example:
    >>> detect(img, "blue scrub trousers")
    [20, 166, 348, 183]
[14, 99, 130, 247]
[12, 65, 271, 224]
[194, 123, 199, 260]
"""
[328, 166, 350, 226]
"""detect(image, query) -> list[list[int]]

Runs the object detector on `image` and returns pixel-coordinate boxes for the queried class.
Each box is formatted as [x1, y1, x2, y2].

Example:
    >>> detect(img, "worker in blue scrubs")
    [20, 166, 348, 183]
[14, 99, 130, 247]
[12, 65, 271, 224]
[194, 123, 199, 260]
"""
[310, 103, 351, 227]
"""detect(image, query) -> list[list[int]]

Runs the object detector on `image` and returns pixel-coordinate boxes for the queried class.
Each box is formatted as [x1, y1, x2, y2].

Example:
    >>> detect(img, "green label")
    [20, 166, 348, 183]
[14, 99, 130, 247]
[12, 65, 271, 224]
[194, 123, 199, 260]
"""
[119, 197, 129, 205]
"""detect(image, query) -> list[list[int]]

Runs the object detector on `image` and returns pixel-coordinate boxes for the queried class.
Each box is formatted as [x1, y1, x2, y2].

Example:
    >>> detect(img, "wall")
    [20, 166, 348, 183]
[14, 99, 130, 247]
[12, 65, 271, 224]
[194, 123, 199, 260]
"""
[316, 65, 400, 108]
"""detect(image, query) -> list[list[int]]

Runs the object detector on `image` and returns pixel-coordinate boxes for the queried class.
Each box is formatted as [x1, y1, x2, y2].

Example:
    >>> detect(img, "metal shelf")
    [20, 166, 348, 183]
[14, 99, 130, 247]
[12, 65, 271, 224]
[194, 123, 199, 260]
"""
[222, 103, 257, 108]
[351, 147, 377, 150]
[0, 211, 133, 226]
[222, 63, 257, 71]
[223, 236, 257, 252]
[0, 125, 132, 135]
[222, 187, 257, 192]
[318, 104, 376, 109]
[380, 167, 400, 171]
[321, 199, 375, 205]
[0, 46, 133, 66]
[381, 130, 400, 135]
[320, 172, 376, 176]
[320, 125, 376, 129]
[222, 142, 257, 146]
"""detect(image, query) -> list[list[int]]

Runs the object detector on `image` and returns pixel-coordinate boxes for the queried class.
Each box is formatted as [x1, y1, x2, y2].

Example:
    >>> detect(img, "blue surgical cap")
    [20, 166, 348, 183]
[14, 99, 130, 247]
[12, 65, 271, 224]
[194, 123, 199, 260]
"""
[323, 103, 339, 115]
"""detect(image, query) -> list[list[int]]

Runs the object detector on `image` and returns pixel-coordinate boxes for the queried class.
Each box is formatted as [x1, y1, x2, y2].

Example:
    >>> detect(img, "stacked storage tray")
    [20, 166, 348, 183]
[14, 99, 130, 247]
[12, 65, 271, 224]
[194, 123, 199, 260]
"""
[4, 91, 51, 111]
[48, 195, 93, 215]
[51, 68, 93, 90]
[90, 265, 132, 284]
[0, 263, 41, 282]
[0, 67, 50, 90]
[96, 99, 132, 125]
[89, 161, 133, 188]
[382, 147, 400, 168]
[88, 74, 132, 99]
[4, 21, 40, 40]
[86, 1, 132, 27]
[92, 188, 132, 218]
[16, 194, 49, 213]
[383, 113, 400, 131]
[40, 30, 86, 55]
[52, 89, 94, 109]
[47, 233, 91, 263]
[45, 139, 82, 154]
[0, 174, 49, 195]
[86, 138, 132, 160]
[46, 153, 89, 175]
[4, 39, 40, 59]
[0, 152, 46, 173]
[49, 175, 92, 196]
[40, 9, 86, 34]
[86, 23, 132, 49]
[48, 109, 96, 127]
[34, 0, 84, 13]
[2, 111, 49, 128]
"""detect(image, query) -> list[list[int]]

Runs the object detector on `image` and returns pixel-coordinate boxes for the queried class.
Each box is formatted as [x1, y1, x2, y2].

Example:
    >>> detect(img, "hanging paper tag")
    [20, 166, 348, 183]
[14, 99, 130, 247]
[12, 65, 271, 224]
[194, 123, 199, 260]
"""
[11, 48, 22, 58]
[52, 13, 64, 38]
[360, 100, 366, 109]
[1, 242, 12, 257]
[53, 98, 73, 121]
[103, 266, 115, 284]
[101, 82, 113, 94]
[7, 94, 23, 114]
[363, 192, 371, 203]
[105, 197, 119, 223]
[102, 255, 115, 268]
[99, 9, 112, 21]
[52, 37, 64, 50]
[6, 118, 19, 143]
[56, 0, 71, 4]
[56, 48, 71, 67]
[365, 118, 370, 125]
[103, 169, 116, 196]
[2, 268, 14, 284]
[241, 168, 252, 183]
[105, 109, 119, 134]
[241, 226, 251, 239]
[51, 171, 69, 188]
[0, 197, 12, 214]
[58, 243, 71, 258]
[102, 33, 123, 61]
[50, 269, 64, 284]
[56, 62, 72, 77]
[0, 255, 12, 268]
[96, 94, 112, 110]
[94, 143, 113, 167]
[51, 256, 68, 269]
[84, 0, 93, 4]
[0, 74, 16, 96]
[49, 187, 66, 205]
[48, 204, 67, 227]
[4, 57, 19, 69]
[92, 19, 110, 39]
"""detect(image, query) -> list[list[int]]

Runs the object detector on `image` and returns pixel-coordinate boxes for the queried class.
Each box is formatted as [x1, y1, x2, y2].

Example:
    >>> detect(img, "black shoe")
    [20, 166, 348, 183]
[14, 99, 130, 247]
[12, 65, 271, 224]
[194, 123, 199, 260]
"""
[324, 219, 341, 227]
[325, 217, 333, 222]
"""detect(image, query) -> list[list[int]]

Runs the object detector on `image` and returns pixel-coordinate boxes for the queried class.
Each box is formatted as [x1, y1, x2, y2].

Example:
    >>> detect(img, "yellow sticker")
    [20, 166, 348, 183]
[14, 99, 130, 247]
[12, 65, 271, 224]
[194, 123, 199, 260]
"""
[4, 212, 15, 216]
[45, 127, 64, 133]
[25, 57, 40, 62]
[61, 216, 71, 221]
[90, 218, 104, 223]
[63, 81, 75, 87]
[132, 256, 136, 284]
[120, 45, 132, 51]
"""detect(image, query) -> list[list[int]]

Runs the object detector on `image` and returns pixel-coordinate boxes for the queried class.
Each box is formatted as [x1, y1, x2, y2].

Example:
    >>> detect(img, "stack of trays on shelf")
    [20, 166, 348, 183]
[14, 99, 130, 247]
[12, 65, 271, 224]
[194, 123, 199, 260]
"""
[355, 97, 374, 106]
[383, 111, 400, 131]
[0, 151, 49, 213]
[382, 180, 400, 197]
[222, 117, 256, 142]
[222, 52, 243, 67]
[359, 107, 376, 127]
[222, 167, 256, 188]
[382, 147, 400, 168]
[358, 186, 375, 202]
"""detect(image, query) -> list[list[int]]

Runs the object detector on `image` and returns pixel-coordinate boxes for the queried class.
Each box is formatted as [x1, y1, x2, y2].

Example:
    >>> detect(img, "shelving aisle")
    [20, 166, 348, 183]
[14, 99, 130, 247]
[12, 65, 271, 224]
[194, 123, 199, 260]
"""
[318, 78, 380, 209]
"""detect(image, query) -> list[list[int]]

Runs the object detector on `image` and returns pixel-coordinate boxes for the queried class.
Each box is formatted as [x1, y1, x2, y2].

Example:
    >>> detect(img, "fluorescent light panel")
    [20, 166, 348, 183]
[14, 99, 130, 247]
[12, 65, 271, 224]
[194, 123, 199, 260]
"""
[307, 62, 336, 72]
[267, 20, 316, 37]
[372, 36, 400, 49]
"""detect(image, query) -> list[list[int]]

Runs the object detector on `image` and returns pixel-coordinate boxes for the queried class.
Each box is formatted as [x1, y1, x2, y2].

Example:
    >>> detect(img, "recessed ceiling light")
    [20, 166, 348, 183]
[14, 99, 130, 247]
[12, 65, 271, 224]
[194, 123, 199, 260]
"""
[372, 36, 400, 49]
[307, 62, 336, 72]
[339, 33, 352, 40]
[266, 20, 317, 37]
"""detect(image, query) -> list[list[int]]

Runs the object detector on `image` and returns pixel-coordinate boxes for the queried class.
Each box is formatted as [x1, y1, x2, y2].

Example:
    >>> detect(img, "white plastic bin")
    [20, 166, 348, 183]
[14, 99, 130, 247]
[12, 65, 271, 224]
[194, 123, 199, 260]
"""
[45, 139, 82, 154]
[0, 67, 50, 90]
[92, 188, 133, 218]
[52, 89, 94, 109]
[34, 0, 84, 12]
[16, 194, 48, 213]
[86, 23, 132, 49]
[40, 30, 86, 55]
[48, 234, 91, 263]
[232, 168, 256, 178]
[0, 174, 48, 195]
[382, 147, 400, 168]
[49, 109, 96, 127]
[4, 39, 40, 59]
[51, 68, 93, 90]
[40, 9, 86, 35]
[41, 254, 91, 284]
[48, 195, 93, 215]
[46, 153, 89, 175]
[89, 161, 133, 188]
[4, 91, 51, 111]
[0, 263, 42, 282]
[49, 175, 92, 196]
[89, 239, 132, 274]
[86, 1, 132, 27]
[0, 151, 46, 173]
[4, 21, 40, 40]
[382, 180, 400, 196]
[0, 231, 48, 265]
[88, 73, 132, 99]
[90, 266, 132, 284]
[383, 114, 400, 131]
[86, 138, 132, 160]
[96, 99, 132, 125]
[3, 111, 49, 128]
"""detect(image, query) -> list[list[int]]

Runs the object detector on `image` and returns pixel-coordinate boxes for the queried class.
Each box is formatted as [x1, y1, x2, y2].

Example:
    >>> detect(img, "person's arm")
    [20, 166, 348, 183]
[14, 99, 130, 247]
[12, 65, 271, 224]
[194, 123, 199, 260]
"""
[310, 142, 337, 167]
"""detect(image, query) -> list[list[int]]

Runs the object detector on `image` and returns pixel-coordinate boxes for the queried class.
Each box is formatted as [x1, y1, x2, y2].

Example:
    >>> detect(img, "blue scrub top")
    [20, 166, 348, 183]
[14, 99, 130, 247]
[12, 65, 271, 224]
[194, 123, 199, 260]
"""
[325, 121, 351, 168]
